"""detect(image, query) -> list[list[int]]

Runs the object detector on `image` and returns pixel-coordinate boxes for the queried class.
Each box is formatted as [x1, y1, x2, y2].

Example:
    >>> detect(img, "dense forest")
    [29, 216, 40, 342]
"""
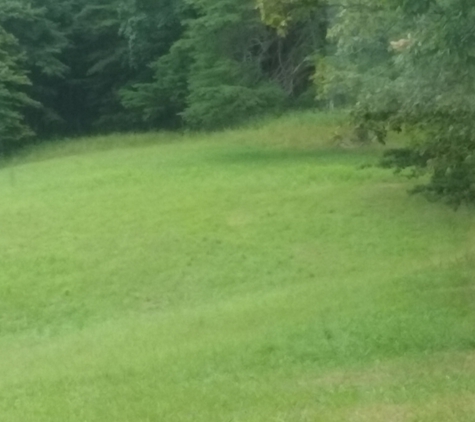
[1, 0, 475, 204]
[0, 0, 324, 146]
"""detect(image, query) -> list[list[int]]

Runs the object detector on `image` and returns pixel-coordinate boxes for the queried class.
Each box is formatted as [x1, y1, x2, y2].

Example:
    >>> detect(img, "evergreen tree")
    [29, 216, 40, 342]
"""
[0, 0, 68, 136]
[0, 25, 37, 153]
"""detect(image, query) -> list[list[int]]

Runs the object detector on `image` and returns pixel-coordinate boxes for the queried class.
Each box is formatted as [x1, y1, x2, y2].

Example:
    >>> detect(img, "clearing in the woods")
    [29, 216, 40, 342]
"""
[1, 113, 475, 421]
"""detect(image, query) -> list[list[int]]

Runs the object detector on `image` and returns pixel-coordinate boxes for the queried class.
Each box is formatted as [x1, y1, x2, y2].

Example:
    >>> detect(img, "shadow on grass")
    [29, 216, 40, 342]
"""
[212, 147, 380, 167]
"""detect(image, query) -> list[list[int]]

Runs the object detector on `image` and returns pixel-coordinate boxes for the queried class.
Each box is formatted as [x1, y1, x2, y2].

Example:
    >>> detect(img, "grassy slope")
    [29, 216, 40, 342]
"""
[1, 112, 475, 421]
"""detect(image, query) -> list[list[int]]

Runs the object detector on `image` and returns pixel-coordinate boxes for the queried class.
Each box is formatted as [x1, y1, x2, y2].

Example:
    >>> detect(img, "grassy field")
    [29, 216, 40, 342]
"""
[1, 112, 475, 421]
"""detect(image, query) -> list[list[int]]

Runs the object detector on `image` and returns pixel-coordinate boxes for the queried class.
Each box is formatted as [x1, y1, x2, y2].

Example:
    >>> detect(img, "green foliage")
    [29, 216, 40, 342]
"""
[0, 26, 37, 152]
[0, 0, 324, 139]
[118, 0, 188, 128]
[118, 0, 185, 67]
[183, 77, 285, 129]
[0, 0, 69, 136]
[0, 0, 68, 77]
[182, 0, 278, 128]
[256, 0, 321, 35]
[121, 0, 321, 130]
[323, 0, 475, 206]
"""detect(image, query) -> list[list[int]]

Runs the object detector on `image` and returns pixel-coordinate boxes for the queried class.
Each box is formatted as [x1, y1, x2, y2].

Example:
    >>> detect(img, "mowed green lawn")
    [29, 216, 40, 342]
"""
[1, 114, 475, 421]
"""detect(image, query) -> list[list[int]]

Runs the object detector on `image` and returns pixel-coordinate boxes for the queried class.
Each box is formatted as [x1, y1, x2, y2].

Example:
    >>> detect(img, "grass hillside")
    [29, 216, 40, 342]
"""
[1, 112, 475, 421]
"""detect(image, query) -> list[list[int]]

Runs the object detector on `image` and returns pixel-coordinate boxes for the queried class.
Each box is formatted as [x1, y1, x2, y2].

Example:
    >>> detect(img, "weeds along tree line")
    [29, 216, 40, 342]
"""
[1, 0, 475, 205]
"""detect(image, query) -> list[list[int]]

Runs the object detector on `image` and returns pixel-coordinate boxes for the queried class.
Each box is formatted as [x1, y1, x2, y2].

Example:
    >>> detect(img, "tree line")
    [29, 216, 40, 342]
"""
[2, 0, 475, 205]
[0, 0, 323, 152]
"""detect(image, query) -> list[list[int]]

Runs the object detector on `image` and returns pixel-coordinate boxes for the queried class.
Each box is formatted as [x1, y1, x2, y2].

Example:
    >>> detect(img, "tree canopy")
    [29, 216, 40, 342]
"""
[0, 0, 321, 146]
[0, 25, 36, 152]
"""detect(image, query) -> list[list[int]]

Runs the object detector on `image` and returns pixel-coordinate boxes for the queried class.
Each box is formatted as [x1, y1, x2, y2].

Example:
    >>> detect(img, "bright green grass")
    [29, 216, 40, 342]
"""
[1, 112, 475, 421]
